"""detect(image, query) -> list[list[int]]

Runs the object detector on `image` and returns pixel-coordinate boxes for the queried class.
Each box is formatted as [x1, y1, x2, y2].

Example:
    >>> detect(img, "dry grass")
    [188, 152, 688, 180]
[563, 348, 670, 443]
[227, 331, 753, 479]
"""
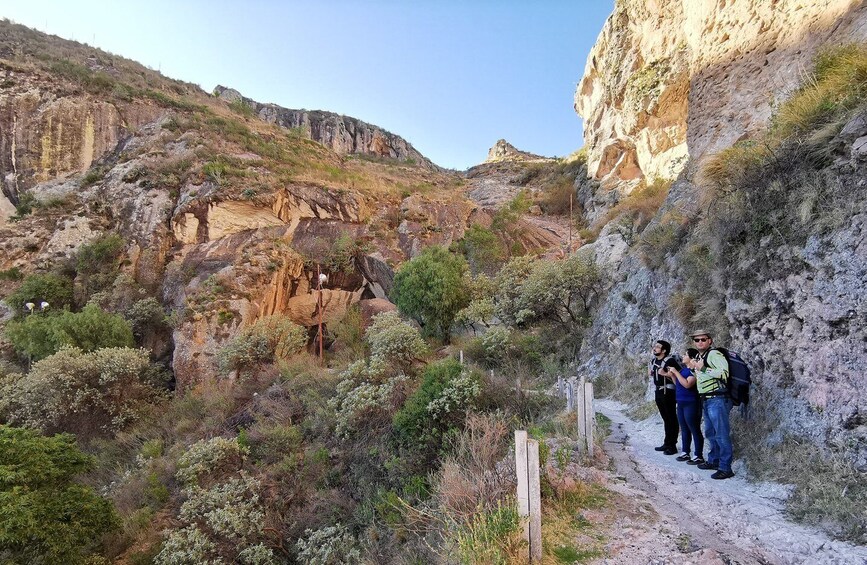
[434, 413, 515, 522]
[585, 178, 671, 242]
[772, 44, 867, 139]
[732, 397, 867, 544]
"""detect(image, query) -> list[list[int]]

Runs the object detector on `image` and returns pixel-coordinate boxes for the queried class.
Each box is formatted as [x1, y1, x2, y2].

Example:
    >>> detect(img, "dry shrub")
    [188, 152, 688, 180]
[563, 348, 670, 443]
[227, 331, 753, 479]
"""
[586, 177, 671, 240]
[434, 413, 514, 523]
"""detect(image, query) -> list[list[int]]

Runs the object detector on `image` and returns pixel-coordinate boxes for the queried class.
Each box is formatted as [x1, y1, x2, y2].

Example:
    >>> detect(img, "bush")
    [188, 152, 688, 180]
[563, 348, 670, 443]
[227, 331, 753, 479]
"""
[456, 224, 507, 275]
[76, 233, 125, 275]
[392, 358, 479, 451]
[124, 297, 167, 340]
[5, 272, 74, 314]
[295, 524, 362, 565]
[0, 425, 119, 564]
[218, 316, 307, 376]
[176, 437, 246, 488]
[494, 255, 600, 328]
[366, 311, 427, 370]
[0, 347, 159, 437]
[392, 245, 471, 341]
[5, 304, 135, 361]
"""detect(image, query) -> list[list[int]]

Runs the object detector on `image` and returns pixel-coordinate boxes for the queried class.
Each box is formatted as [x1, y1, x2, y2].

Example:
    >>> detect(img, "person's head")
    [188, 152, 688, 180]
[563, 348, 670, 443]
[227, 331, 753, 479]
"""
[686, 347, 699, 359]
[653, 339, 671, 358]
[689, 330, 713, 353]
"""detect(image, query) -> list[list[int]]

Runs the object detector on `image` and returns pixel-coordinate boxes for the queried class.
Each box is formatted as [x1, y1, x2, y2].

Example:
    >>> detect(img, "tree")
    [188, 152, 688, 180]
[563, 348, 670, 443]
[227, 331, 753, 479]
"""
[391, 246, 471, 341]
[0, 426, 118, 564]
[5, 304, 134, 361]
[4, 273, 74, 315]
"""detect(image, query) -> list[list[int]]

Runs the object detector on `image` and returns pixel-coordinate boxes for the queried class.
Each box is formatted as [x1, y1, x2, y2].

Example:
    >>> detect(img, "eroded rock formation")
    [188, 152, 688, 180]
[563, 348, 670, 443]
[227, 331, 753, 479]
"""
[575, 0, 867, 185]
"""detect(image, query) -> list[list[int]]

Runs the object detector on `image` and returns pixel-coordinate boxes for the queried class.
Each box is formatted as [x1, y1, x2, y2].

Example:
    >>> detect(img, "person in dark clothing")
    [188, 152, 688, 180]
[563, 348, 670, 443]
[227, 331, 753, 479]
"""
[664, 347, 704, 465]
[650, 339, 680, 455]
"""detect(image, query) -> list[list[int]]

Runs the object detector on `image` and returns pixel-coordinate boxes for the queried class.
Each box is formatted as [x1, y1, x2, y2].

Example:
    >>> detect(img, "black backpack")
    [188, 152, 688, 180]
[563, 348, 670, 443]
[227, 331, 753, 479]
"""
[714, 347, 752, 407]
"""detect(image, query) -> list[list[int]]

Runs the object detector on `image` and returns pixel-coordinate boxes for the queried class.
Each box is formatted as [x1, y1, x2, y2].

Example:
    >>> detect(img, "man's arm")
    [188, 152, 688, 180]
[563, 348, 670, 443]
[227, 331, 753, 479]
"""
[702, 350, 729, 382]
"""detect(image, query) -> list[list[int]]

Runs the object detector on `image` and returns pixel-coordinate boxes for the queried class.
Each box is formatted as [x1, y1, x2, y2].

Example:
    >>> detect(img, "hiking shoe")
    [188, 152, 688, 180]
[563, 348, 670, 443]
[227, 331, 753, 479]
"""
[676, 453, 691, 462]
[654, 445, 668, 451]
[687, 457, 705, 466]
[697, 461, 718, 470]
[711, 470, 735, 480]
[663, 447, 678, 455]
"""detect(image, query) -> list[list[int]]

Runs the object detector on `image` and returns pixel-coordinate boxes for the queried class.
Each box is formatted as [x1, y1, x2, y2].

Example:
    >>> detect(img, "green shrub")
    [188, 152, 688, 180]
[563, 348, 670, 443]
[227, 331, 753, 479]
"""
[0, 425, 119, 564]
[124, 297, 167, 339]
[456, 224, 507, 275]
[0, 267, 23, 281]
[392, 245, 471, 341]
[366, 311, 427, 370]
[452, 502, 521, 565]
[392, 358, 479, 449]
[217, 316, 307, 376]
[5, 272, 74, 314]
[5, 304, 134, 361]
[0, 346, 158, 436]
[76, 233, 125, 275]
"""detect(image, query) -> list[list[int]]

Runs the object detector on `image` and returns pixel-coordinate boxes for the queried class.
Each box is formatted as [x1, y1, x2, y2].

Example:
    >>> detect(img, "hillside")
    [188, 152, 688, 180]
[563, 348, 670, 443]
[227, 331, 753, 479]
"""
[2, 4, 867, 564]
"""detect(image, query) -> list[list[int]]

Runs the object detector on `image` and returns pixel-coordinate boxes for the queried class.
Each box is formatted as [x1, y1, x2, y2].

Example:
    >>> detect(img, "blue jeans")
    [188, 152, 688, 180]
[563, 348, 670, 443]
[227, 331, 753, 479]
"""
[703, 396, 733, 472]
[676, 400, 703, 458]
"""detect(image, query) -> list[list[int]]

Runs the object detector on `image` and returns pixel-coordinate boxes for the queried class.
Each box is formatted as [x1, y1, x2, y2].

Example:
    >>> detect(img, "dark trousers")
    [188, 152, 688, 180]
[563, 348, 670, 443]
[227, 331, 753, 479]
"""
[655, 388, 678, 448]
[676, 400, 704, 457]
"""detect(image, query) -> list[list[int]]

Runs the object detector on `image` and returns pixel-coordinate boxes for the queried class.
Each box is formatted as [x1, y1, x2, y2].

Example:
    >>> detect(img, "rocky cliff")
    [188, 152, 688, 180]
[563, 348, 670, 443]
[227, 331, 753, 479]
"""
[573, 2, 867, 471]
[213, 86, 436, 169]
[576, 0, 867, 187]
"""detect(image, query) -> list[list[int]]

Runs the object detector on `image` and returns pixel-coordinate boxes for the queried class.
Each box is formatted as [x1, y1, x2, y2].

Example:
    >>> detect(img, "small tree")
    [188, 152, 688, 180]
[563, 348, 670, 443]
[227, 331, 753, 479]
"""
[0, 425, 119, 564]
[5, 304, 134, 361]
[392, 246, 470, 341]
[4, 273, 74, 315]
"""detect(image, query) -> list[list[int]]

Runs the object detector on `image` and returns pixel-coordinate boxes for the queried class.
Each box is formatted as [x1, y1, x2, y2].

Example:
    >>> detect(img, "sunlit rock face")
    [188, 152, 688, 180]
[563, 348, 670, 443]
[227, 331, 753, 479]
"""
[575, 0, 867, 186]
[213, 85, 435, 169]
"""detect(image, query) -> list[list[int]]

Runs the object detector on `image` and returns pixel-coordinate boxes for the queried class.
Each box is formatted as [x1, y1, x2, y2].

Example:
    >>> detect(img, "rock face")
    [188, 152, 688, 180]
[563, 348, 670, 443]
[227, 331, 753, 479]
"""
[575, 0, 867, 185]
[484, 139, 547, 163]
[0, 62, 166, 221]
[213, 86, 436, 169]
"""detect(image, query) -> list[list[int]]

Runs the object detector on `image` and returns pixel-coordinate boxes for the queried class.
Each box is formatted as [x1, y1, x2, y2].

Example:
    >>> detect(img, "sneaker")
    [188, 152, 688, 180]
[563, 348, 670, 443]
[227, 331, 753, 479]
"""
[711, 470, 735, 480]
[697, 461, 718, 470]
[663, 447, 678, 455]
[676, 453, 691, 462]
[687, 457, 705, 466]
[654, 445, 668, 451]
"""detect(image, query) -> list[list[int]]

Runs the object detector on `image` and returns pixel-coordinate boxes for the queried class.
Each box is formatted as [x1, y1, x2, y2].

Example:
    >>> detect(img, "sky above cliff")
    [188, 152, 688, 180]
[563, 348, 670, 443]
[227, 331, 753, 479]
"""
[0, 0, 613, 170]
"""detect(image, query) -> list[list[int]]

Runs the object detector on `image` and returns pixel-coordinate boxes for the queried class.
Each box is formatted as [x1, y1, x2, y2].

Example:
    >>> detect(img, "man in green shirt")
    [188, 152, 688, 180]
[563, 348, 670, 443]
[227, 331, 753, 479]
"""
[684, 329, 735, 480]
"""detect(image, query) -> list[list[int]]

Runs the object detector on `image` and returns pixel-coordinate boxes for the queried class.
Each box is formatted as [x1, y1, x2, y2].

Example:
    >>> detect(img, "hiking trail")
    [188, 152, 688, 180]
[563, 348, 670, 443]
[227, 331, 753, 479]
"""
[593, 400, 867, 565]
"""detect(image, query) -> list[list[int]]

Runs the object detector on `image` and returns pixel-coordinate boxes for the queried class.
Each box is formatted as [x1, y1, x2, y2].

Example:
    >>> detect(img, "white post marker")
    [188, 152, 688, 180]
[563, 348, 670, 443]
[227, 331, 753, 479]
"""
[459, 350, 464, 365]
[527, 438, 543, 562]
[575, 378, 586, 447]
[566, 380, 574, 411]
[584, 381, 595, 457]
[514, 430, 530, 560]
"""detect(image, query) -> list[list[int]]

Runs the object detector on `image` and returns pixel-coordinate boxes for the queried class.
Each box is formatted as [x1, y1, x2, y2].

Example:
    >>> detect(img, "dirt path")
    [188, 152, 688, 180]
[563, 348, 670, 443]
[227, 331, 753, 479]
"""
[595, 399, 867, 565]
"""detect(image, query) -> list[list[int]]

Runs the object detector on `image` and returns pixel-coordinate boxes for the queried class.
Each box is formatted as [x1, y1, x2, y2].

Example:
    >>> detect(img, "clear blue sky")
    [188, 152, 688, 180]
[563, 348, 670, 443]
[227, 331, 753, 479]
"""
[0, 1, 612, 170]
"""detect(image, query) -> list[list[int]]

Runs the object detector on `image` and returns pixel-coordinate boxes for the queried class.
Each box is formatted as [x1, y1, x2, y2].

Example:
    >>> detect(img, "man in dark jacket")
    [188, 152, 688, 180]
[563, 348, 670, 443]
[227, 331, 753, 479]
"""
[650, 339, 680, 455]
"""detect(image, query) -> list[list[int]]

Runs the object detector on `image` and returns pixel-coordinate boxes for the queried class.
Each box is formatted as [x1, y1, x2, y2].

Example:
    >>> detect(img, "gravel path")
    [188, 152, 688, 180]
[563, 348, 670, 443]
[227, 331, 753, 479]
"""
[596, 399, 867, 565]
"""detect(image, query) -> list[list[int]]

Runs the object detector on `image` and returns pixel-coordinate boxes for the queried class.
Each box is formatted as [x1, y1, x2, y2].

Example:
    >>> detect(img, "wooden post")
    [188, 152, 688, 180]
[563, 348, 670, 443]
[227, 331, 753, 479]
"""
[584, 382, 595, 457]
[575, 378, 586, 447]
[514, 431, 530, 561]
[527, 439, 543, 562]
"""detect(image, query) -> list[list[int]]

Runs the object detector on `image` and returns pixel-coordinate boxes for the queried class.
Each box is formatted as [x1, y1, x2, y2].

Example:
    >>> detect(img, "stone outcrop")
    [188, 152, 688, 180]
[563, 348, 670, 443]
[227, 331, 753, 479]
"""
[213, 86, 436, 169]
[484, 139, 548, 163]
[0, 62, 166, 222]
[575, 0, 867, 186]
